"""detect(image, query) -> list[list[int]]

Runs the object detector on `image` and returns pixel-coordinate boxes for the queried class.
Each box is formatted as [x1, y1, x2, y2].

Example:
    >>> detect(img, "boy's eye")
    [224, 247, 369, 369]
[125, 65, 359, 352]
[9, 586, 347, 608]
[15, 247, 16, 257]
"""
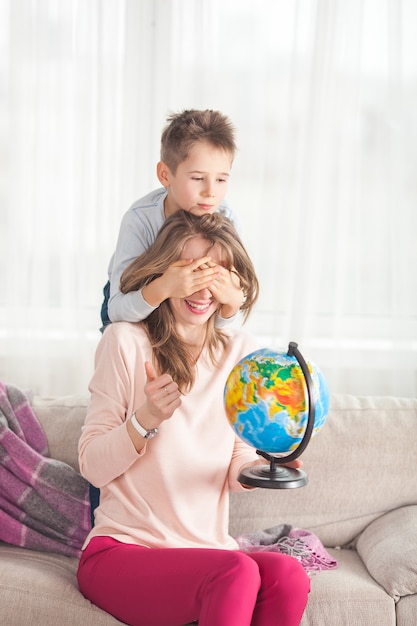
[191, 176, 228, 184]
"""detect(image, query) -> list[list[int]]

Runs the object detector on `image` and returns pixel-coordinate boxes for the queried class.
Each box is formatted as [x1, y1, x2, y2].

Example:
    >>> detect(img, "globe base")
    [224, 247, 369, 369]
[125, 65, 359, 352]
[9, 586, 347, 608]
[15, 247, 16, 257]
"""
[238, 464, 308, 489]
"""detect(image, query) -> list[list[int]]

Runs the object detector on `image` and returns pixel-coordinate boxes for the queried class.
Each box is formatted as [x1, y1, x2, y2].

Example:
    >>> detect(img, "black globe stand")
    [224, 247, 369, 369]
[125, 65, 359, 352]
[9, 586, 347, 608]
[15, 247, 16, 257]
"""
[238, 342, 316, 489]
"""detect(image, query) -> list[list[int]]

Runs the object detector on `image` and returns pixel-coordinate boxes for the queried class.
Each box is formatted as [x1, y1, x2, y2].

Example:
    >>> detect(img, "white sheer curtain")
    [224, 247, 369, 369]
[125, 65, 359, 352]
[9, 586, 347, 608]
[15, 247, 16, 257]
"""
[1, 0, 416, 397]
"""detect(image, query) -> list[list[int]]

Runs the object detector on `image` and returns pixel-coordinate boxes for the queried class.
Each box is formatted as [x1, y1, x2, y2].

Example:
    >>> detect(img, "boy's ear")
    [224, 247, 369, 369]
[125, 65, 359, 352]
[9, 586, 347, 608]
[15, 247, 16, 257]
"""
[156, 161, 171, 187]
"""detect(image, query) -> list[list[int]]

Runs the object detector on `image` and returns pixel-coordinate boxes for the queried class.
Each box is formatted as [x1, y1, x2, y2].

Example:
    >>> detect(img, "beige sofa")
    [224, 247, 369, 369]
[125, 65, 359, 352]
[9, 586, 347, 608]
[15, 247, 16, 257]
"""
[1, 393, 416, 625]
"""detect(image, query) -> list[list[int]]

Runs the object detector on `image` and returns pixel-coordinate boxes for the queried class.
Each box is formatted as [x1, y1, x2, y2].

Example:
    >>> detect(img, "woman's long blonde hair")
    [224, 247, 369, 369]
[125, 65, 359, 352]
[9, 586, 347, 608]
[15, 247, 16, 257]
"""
[120, 210, 259, 392]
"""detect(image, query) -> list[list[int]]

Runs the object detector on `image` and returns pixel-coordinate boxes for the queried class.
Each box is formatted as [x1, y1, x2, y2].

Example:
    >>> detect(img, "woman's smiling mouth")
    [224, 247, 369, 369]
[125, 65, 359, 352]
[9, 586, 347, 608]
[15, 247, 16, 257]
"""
[184, 299, 212, 314]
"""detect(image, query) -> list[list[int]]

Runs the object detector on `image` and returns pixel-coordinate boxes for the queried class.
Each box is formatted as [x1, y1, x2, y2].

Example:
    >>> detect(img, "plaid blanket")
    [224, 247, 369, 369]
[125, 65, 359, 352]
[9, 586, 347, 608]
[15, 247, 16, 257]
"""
[0, 381, 91, 557]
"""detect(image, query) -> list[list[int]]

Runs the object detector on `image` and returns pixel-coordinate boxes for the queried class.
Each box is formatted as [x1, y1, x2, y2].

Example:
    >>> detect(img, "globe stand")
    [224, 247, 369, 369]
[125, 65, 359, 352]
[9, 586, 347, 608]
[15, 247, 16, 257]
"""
[238, 342, 316, 489]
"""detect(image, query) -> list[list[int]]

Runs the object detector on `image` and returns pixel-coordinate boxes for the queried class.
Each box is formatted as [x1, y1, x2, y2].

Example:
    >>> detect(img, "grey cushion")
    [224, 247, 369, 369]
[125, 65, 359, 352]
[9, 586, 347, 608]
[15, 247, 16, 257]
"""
[356, 505, 417, 601]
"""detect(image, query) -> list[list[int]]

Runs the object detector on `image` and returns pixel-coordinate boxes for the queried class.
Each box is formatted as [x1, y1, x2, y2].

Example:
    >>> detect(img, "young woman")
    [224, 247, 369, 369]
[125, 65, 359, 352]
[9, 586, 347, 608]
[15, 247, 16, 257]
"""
[77, 210, 310, 626]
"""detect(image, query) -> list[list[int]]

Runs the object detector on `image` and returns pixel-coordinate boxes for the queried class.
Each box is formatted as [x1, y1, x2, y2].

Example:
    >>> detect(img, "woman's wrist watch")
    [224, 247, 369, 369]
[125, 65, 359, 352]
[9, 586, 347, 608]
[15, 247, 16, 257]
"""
[130, 412, 159, 439]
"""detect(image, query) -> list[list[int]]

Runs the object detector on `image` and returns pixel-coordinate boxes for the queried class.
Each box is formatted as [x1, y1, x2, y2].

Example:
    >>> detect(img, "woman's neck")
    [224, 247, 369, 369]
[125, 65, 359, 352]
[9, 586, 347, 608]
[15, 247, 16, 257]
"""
[176, 324, 207, 360]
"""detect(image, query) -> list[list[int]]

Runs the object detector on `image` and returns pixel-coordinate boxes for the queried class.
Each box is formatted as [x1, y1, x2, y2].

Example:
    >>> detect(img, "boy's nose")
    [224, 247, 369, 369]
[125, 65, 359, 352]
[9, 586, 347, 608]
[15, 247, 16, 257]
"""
[203, 182, 215, 197]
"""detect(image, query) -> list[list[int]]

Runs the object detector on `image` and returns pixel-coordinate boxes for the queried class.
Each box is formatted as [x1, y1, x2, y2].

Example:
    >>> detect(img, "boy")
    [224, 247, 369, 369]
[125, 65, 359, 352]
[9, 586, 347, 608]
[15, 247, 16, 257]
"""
[101, 109, 245, 329]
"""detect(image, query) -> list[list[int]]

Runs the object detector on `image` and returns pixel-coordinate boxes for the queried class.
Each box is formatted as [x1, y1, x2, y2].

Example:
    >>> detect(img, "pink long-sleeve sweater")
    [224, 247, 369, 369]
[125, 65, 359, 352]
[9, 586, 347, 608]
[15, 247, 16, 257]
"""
[78, 322, 260, 551]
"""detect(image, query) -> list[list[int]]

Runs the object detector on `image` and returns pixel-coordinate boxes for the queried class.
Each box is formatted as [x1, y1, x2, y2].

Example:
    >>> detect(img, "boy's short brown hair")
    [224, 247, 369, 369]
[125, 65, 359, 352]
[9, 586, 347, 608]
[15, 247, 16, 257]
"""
[160, 109, 237, 173]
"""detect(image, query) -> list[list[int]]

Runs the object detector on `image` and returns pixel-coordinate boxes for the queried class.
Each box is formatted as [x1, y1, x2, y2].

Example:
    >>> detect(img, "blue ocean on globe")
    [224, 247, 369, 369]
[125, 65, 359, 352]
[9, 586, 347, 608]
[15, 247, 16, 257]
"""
[224, 348, 330, 453]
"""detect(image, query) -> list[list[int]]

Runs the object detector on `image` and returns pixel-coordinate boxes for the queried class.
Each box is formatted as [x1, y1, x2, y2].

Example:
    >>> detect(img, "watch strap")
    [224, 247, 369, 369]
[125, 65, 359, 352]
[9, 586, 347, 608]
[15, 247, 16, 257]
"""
[130, 413, 158, 439]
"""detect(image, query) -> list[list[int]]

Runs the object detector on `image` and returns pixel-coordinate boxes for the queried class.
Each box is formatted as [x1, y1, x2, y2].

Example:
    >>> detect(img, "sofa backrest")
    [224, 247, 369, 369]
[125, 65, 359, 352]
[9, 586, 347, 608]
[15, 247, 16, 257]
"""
[33, 395, 87, 472]
[32, 393, 417, 548]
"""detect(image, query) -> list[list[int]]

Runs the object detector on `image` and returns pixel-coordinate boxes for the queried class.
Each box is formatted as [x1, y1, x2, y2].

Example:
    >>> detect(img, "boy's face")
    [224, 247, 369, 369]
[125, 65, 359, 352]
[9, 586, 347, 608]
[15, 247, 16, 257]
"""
[157, 140, 233, 218]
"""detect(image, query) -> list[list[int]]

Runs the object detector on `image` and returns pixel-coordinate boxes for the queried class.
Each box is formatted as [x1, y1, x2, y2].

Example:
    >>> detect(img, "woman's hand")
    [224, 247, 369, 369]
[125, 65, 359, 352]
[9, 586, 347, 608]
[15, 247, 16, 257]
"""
[142, 361, 181, 426]
[127, 362, 181, 451]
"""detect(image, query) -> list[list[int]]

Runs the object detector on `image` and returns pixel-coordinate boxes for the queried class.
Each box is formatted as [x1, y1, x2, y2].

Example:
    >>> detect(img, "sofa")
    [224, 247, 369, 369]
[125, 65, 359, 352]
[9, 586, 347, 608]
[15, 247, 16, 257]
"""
[1, 392, 416, 626]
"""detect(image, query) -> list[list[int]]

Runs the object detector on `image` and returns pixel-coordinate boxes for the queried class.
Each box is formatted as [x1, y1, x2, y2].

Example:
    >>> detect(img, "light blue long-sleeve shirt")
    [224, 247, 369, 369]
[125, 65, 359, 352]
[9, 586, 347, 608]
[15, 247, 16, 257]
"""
[107, 187, 242, 323]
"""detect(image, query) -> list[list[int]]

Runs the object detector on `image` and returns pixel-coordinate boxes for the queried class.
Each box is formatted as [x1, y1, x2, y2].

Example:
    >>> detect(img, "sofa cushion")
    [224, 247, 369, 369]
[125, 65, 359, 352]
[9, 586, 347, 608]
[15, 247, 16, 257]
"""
[0, 542, 124, 625]
[396, 594, 417, 626]
[301, 548, 395, 626]
[356, 505, 417, 601]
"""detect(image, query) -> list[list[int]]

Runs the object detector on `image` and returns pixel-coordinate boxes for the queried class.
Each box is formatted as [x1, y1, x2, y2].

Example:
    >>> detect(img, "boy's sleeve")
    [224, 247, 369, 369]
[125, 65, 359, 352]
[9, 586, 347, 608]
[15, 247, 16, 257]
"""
[108, 210, 158, 322]
[214, 311, 241, 328]
[215, 200, 245, 329]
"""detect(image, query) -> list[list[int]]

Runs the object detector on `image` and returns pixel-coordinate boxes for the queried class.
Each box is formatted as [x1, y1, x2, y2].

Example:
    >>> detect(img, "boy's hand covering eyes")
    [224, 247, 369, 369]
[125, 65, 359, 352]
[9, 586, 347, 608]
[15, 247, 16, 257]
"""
[142, 257, 220, 306]
[202, 262, 245, 319]
[142, 257, 244, 316]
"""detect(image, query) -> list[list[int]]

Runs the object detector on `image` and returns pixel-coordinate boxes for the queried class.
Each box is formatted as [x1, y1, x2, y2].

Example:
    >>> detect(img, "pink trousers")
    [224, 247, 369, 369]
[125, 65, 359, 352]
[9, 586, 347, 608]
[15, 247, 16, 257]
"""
[77, 536, 310, 626]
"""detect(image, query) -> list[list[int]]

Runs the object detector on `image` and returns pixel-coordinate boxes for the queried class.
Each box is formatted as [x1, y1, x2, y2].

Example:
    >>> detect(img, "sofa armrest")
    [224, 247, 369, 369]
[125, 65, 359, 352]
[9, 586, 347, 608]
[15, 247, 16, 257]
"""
[356, 505, 417, 601]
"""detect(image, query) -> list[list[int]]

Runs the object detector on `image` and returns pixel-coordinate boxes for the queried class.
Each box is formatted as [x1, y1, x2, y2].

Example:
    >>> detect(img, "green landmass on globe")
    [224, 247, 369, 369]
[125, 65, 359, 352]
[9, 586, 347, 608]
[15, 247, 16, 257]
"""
[224, 348, 330, 454]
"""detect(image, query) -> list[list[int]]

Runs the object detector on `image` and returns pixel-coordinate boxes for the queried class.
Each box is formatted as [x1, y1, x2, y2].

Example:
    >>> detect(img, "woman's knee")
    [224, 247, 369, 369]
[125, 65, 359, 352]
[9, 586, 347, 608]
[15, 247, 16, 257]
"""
[249, 551, 310, 595]
[279, 554, 310, 594]
[233, 550, 261, 576]
[213, 549, 261, 587]
[278, 555, 310, 605]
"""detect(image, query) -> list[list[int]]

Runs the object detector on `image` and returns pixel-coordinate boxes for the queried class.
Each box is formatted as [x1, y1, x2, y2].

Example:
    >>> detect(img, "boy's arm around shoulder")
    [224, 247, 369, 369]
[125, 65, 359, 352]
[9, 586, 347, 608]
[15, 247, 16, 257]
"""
[108, 198, 164, 322]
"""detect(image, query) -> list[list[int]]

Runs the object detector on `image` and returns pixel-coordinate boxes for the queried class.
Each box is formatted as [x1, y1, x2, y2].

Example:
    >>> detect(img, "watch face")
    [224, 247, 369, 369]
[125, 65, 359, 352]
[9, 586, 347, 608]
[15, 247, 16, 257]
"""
[145, 428, 158, 439]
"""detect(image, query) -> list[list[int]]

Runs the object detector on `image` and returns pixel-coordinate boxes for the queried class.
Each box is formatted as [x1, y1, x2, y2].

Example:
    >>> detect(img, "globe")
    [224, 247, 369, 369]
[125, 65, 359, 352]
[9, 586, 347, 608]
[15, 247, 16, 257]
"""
[224, 347, 330, 455]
